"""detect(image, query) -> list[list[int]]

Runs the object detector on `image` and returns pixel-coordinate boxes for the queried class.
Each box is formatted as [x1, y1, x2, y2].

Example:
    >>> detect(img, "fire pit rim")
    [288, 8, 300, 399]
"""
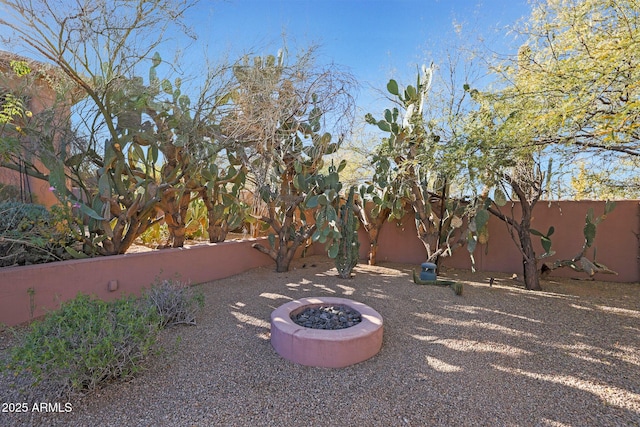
[270, 296, 384, 367]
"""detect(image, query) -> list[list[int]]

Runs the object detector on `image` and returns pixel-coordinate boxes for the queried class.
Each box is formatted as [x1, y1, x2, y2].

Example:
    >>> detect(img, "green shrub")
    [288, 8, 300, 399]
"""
[145, 279, 204, 327]
[0, 200, 50, 232]
[0, 183, 21, 201]
[0, 201, 78, 266]
[6, 294, 160, 395]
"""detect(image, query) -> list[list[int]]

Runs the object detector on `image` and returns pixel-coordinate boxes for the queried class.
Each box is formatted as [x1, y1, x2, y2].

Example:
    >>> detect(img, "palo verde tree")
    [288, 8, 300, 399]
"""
[220, 48, 356, 272]
[464, 46, 556, 292]
[464, 0, 640, 290]
[501, 0, 640, 194]
[365, 66, 472, 267]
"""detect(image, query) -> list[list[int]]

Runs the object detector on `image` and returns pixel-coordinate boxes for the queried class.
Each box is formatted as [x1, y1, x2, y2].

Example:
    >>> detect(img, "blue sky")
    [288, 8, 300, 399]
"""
[181, 0, 533, 111]
[1, 0, 533, 113]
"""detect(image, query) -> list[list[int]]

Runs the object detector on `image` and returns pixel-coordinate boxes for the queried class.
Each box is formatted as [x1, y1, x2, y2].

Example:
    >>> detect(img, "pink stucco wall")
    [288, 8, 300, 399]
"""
[0, 238, 273, 326]
[1, 201, 638, 327]
[347, 200, 639, 283]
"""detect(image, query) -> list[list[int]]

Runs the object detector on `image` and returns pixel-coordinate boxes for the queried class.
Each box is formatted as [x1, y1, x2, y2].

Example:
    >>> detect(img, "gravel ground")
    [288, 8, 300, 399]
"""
[1, 255, 639, 427]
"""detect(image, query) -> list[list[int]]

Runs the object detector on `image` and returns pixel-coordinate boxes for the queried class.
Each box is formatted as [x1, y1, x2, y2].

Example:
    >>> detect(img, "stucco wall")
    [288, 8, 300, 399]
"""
[351, 200, 639, 283]
[0, 238, 273, 326]
[0, 53, 74, 207]
[1, 201, 638, 327]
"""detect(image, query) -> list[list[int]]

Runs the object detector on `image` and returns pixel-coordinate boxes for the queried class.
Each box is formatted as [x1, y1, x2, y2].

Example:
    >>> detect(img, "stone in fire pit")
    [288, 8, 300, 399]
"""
[291, 304, 362, 329]
[270, 297, 383, 368]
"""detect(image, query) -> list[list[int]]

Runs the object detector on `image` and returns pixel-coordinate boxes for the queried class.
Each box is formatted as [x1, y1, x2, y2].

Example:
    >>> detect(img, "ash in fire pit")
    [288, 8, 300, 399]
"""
[291, 305, 362, 330]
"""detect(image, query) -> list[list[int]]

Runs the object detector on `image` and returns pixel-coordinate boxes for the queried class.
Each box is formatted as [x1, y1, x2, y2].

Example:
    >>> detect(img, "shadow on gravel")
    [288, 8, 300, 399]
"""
[2, 255, 639, 426]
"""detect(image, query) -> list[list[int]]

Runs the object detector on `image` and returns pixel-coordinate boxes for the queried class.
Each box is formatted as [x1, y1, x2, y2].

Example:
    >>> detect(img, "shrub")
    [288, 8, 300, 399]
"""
[0, 183, 21, 201]
[145, 279, 204, 327]
[138, 221, 169, 248]
[5, 294, 160, 395]
[0, 200, 49, 232]
[0, 201, 77, 266]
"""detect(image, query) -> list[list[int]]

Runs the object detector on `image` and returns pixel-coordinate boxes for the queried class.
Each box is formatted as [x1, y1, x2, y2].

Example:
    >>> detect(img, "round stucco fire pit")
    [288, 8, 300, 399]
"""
[270, 297, 383, 368]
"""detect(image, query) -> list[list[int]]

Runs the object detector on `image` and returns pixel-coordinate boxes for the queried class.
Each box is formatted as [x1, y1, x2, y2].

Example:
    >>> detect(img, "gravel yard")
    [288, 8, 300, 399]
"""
[2, 255, 639, 426]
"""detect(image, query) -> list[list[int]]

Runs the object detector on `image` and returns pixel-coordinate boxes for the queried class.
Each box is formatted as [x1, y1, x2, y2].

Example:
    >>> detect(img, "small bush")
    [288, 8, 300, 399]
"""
[5, 294, 160, 395]
[0, 183, 21, 201]
[145, 279, 204, 327]
[0, 201, 77, 266]
[0, 200, 50, 232]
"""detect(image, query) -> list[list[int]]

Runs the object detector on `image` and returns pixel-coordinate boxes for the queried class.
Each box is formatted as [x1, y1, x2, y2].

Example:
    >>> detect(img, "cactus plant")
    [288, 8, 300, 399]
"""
[198, 151, 249, 243]
[540, 201, 617, 278]
[333, 186, 360, 279]
[411, 269, 462, 295]
[353, 153, 404, 266]
[225, 50, 355, 272]
[41, 52, 243, 253]
[365, 66, 474, 268]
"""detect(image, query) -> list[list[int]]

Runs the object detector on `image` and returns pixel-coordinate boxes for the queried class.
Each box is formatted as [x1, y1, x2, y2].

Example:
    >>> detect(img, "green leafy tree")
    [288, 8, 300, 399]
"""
[571, 161, 640, 200]
[498, 0, 640, 192]
[465, 65, 554, 291]
[464, 0, 639, 290]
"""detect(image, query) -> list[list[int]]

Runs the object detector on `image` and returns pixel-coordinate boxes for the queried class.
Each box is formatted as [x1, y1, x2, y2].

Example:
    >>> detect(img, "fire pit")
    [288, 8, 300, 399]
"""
[270, 297, 383, 368]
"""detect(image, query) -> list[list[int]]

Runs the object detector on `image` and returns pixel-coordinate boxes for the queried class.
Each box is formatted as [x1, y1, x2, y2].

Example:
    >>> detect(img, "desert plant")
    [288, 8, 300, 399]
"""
[221, 49, 355, 272]
[353, 154, 404, 266]
[5, 294, 160, 395]
[144, 278, 204, 327]
[0, 201, 78, 266]
[365, 68, 474, 268]
[540, 201, 617, 278]
[333, 186, 360, 279]
[451, 282, 464, 296]
[0, 183, 20, 201]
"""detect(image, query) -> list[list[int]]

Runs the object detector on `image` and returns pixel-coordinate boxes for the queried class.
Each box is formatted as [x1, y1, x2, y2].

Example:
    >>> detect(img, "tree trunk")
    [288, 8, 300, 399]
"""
[369, 230, 379, 265]
[275, 231, 295, 272]
[208, 220, 228, 243]
[159, 189, 191, 248]
[169, 223, 186, 248]
[519, 227, 541, 290]
[275, 250, 292, 273]
[368, 227, 380, 265]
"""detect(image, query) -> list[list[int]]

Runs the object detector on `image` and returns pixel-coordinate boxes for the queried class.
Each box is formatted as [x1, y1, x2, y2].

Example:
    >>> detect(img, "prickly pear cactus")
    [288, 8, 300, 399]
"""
[540, 201, 617, 278]
[334, 186, 360, 279]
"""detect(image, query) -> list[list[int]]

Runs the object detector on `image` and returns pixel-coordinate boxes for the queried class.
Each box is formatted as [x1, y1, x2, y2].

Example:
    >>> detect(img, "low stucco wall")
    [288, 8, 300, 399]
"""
[2, 200, 638, 327]
[0, 238, 273, 327]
